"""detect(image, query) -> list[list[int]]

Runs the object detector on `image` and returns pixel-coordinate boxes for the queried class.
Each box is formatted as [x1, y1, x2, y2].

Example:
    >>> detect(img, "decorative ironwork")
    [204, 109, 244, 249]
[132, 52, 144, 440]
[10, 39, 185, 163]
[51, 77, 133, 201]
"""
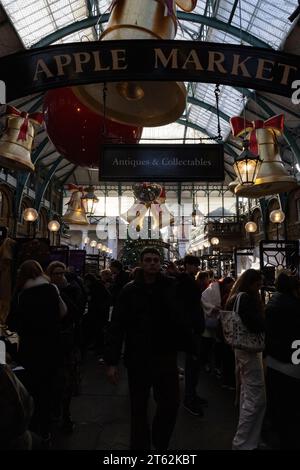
[259, 240, 300, 286]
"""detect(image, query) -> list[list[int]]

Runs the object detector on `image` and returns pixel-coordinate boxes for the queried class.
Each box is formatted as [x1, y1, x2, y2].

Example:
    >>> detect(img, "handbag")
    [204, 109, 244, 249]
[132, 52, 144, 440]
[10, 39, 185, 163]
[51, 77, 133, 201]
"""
[232, 308, 265, 353]
[220, 293, 265, 353]
[219, 292, 243, 346]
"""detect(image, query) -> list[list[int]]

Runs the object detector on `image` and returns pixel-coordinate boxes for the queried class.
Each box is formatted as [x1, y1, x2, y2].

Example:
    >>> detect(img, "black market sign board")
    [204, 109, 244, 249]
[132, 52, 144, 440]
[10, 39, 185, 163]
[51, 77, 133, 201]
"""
[1, 40, 300, 101]
[99, 144, 224, 182]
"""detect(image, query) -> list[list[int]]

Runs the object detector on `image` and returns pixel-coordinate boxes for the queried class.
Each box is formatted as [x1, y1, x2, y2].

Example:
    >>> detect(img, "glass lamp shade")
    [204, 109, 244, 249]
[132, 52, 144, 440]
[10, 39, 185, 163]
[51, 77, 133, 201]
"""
[233, 142, 262, 186]
[97, 243, 103, 250]
[81, 186, 99, 216]
[210, 237, 220, 246]
[90, 240, 97, 248]
[269, 209, 285, 224]
[48, 220, 60, 232]
[204, 241, 211, 248]
[84, 236, 90, 244]
[23, 208, 38, 222]
[245, 221, 257, 233]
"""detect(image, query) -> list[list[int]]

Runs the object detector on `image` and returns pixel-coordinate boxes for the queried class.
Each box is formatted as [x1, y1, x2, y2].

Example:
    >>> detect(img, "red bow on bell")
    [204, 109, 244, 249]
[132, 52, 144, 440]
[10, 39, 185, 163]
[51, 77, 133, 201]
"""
[66, 184, 84, 192]
[230, 114, 284, 155]
[6, 105, 44, 142]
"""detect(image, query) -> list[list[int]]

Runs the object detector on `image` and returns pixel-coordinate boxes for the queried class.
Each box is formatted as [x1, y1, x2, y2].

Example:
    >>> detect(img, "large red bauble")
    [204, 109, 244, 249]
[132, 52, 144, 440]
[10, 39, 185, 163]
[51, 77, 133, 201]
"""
[43, 87, 143, 167]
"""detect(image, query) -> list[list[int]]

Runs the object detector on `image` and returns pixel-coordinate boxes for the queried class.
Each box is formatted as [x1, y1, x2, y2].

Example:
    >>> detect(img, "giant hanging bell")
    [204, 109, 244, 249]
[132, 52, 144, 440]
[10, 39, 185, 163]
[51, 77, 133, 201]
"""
[230, 115, 298, 197]
[0, 106, 43, 172]
[63, 185, 89, 225]
[73, 0, 197, 127]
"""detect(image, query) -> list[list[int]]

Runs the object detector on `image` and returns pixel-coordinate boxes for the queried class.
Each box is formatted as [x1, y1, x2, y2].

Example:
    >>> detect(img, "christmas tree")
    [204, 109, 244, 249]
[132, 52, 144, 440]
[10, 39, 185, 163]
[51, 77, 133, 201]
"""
[120, 238, 165, 268]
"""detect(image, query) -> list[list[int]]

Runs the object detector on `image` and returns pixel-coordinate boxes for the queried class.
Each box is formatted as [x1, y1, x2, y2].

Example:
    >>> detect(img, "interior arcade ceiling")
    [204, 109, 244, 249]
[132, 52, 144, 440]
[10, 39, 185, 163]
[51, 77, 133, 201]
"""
[1, 0, 300, 188]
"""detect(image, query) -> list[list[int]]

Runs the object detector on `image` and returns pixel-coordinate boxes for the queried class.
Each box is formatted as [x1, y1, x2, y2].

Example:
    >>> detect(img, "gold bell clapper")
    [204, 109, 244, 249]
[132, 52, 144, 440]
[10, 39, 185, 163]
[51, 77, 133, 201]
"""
[63, 184, 89, 225]
[230, 115, 298, 197]
[73, 0, 197, 127]
[0, 105, 43, 172]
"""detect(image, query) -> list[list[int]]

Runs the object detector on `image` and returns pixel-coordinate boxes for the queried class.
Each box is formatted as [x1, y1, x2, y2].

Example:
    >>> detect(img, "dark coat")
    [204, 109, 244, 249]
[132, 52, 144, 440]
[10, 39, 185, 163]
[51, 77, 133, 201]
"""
[265, 292, 300, 364]
[13, 284, 62, 370]
[175, 272, 205, 336]
[104, 273, 196, 368]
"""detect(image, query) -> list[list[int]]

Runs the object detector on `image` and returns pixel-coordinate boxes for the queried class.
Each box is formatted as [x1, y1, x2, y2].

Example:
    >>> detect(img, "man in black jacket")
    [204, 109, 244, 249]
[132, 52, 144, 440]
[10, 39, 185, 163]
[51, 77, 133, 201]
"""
[104, 248, 191, 450]
[177, 255, 205, 416]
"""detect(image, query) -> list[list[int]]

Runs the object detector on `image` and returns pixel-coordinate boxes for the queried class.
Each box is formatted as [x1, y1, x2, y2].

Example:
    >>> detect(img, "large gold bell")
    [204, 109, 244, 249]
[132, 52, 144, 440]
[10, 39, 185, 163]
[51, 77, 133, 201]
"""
[234, 128, 298, 197]
[0, 115, 35, 172]
[63, 190, 89, 225]
[63, 207, 89, 225]
[73, 0, 187, 127]
[101, 0, 178, 40]
[63, 209, 89, 225]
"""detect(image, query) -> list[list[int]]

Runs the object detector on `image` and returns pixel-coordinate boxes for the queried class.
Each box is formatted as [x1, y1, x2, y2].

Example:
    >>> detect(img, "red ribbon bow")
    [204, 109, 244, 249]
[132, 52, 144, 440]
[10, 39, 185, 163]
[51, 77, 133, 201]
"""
[230, 114, 284, 155]
[6, 105, 44, 142]
[67, 184, 84, 192]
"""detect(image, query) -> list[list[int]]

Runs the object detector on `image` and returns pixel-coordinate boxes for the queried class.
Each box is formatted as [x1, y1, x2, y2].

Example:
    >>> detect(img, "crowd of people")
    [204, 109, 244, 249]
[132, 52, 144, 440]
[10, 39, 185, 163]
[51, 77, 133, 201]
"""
[1, 247, 300, 451]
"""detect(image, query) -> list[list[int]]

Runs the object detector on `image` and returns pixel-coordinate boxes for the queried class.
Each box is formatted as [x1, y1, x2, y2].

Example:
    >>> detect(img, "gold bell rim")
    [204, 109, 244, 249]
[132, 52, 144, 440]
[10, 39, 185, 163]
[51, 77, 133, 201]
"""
[234, 179, 298, 197]
[62, 217, 89, 226]
[0, 152, 35, 172]
[254, 175, 298, 185]
[73, 81, 187, 127]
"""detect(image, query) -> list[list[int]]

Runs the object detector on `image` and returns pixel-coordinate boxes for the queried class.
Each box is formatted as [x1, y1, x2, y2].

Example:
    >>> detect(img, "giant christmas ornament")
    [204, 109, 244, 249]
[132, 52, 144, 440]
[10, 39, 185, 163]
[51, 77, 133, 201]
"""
[0, 105, 43, 172]
[122, 183, 174, 230]
[230, 114, 298, 197]
[73, 0, 197, 127]
[43, 87, 142, 167]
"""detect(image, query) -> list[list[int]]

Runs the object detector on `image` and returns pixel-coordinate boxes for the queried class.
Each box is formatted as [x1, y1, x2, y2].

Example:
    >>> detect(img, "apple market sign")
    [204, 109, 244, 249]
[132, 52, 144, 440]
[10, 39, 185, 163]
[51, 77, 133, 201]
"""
[0, 40, 300, 101]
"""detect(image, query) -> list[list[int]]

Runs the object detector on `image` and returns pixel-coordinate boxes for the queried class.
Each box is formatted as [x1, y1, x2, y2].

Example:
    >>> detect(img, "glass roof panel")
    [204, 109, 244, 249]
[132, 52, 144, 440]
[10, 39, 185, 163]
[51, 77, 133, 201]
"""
[141, 122, 186, 144]
[1, 0, 88, 47]
[220, 0, 299, 49]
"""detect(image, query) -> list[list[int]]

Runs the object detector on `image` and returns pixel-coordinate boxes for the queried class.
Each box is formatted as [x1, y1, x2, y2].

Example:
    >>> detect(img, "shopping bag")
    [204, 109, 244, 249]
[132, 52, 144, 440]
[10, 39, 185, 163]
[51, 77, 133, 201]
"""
[232, 313, 265, 352]
[220, 292, 265, 352]
[219, 292, 243, 346]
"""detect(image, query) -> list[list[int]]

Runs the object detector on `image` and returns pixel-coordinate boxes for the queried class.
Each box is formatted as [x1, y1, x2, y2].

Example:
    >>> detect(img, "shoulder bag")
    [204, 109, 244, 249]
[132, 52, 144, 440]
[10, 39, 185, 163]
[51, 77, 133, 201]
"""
[219, 292, 243, 346]
[220, 293, 265, 352]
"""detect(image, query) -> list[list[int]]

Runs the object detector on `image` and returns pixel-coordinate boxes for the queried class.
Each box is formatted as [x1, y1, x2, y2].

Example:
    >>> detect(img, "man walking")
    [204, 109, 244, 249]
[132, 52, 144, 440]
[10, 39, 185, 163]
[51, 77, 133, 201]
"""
[104, 247, 190, 450]
[177, 255, 206, 416]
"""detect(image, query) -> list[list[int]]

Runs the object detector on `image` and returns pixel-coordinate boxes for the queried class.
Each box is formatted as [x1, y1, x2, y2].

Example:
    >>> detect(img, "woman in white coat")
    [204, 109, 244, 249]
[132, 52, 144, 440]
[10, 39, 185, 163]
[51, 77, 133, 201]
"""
[225, 269, 266, 450]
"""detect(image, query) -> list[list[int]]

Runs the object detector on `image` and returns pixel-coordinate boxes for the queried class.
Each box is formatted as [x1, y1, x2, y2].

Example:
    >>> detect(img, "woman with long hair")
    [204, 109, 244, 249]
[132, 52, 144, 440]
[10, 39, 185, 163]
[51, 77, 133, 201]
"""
[226, 269, 266, 450]
[10, 260, 66, 442]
